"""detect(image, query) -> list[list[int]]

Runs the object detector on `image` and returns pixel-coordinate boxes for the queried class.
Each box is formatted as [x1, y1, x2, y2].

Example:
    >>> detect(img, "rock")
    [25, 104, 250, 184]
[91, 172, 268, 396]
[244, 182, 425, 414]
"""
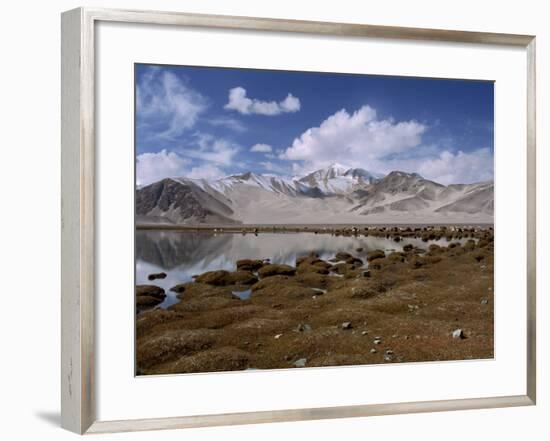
[136, 285, 166, 299]
[341, 322, 353, 330]
[194, 270, 258, 286]
[452, 329, 465, 339]
[294, 358, 307, 368]
[296, 323, 312, 333]
[147, 272, 167, 281]
[373, 337, 382, 345]
[274, 334, 283, 339]
[334, 252, 353, 261]
[370, 349, 377, 354]
[257, 264, 296, 278]
[481, 298, 489, 305]
[236, 259, 264, 272]
[136, 295, 164, 308]
[297, 263, 330, 275]
[361, 330, 369, 336]
[385, 349, 394, 355]
[345, 256, 363, 265]
[169, 283, 187, 294]
[403, 244, 414, 252]
[366, 250, 386, 262]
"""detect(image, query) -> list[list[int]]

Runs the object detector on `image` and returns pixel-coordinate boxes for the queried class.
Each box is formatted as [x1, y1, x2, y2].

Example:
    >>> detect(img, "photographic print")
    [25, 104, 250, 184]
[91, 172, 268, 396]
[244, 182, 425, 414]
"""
[135, 64, 494, 375]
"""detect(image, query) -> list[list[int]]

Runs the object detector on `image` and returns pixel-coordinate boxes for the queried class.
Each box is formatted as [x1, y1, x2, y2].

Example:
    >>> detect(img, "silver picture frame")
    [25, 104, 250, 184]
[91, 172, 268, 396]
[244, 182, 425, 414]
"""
[61, 7, 536, 434]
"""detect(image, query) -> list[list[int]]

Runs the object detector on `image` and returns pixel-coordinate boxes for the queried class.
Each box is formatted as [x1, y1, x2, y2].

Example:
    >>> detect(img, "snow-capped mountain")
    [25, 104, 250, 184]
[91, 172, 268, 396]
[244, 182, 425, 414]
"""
[136, 165, 494, 225]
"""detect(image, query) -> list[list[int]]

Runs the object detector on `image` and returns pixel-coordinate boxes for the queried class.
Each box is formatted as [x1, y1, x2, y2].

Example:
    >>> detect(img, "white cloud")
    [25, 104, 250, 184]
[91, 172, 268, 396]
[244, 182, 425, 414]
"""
[280, 105, 492, 184]
[259, 161, 290, 175]
[187, 133, 240, 166]
[224, 87, 301, 115]
[137, 68, 208, 139]
[136, 149, 190, 186]
[208, 116, 247, 132]
[187, 164, 226, 180]
[373, 148, 494, 185]
[281, 105, 426, 168]
[250, 143, 273, 153]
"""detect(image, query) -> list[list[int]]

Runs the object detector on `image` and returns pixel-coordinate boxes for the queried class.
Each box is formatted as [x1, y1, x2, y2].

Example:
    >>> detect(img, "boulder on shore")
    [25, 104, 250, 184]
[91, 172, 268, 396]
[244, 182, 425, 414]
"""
[257, 264, 296, 278]
[194, 270, 258, 286]
[366, 250, 386, 262]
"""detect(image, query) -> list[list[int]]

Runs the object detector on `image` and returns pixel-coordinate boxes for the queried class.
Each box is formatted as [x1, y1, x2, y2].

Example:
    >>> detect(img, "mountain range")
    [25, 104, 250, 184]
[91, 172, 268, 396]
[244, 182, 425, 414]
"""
[136, 163, 494, 225]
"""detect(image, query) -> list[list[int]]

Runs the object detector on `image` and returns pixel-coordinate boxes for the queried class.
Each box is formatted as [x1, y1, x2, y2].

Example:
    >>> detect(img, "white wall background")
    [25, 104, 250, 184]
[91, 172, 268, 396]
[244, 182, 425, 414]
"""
[0, 0, 547, 439]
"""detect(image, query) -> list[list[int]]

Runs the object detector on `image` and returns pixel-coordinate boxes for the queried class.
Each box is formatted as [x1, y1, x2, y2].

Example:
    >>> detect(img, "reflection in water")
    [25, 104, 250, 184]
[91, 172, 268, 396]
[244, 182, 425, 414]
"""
[136, 231, 459, 309]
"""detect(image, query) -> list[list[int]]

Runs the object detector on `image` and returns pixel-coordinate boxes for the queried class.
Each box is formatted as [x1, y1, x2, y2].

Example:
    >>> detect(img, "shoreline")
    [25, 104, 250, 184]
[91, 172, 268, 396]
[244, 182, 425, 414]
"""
[136, 223, 494, 232]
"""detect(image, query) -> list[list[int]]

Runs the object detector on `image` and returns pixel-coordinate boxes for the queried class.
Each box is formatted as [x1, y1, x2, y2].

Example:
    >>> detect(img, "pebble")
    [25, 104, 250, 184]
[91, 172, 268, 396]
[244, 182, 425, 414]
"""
[452, 329, 465, 339]
[361, 331, 369, 336]
[274, 334, 283, 339]
[373, 337, 382, 345]
[341, 322, 353, 330]
[296, 323, 312, 333]
[370, 349, 377, 354]
[294, 358, 307, 368]
[481, 299, 489, 305]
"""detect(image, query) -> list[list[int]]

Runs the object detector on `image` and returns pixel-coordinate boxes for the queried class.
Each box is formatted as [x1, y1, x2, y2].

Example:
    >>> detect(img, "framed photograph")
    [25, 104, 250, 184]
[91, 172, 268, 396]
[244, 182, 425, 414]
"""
[61, 7, 536, 434]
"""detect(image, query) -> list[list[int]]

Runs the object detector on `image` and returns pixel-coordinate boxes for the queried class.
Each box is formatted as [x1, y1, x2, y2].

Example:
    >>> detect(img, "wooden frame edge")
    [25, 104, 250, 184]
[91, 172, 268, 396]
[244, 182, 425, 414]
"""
[60, 7, 537, 435]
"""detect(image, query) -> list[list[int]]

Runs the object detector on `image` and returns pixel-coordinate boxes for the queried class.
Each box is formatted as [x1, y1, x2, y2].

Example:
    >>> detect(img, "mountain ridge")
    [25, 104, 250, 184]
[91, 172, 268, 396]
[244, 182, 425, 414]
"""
[136, 165, 494, 225]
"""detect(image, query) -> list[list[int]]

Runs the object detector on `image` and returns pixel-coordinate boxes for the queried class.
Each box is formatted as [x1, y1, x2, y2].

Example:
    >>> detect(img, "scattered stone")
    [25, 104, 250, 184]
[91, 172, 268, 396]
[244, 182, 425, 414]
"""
[136, 285, 166, 298]
[481, 298, 489, 305]
[403, 244, 414, 252]
[370, 349, 377, 354]
[341, 322, 353, 330]
[274, 334, 283, 339]
[236, 259, 264, 272]
[258, 264, 296, 278]
[296, 323, 312, 333]
[194, 270, 258, 286]
[452, 329, 465, 339]
[373, 337, 382, 345]
[361, 331, 369, 336]
[392, 334, 398, 338]
[147, 272, 167, 281]
[334, 252, 353, 261]
[294, 358, 307, 368]
[385, 349, 394, 355]
[367, 249, 386, 262]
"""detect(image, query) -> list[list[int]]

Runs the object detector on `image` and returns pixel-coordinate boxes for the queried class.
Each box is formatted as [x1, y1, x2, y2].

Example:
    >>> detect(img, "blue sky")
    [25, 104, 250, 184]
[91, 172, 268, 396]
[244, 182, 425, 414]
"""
[135, 63, 494, 186]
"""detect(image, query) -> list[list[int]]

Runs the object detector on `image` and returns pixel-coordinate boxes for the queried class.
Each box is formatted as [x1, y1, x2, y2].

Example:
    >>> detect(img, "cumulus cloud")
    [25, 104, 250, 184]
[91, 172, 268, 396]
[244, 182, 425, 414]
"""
[281, 105, 426, 167]
[373, 148, 494, 185]
[136, 149, 190, 186]
[137, 67, 208, 139]
[250, 143, 273, 153]
[224, 87, 301, 115]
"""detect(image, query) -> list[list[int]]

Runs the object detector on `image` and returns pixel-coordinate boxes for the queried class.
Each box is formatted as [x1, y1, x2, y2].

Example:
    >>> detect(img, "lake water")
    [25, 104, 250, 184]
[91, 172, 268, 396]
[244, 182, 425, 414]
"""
[136, 230, 462, 309]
